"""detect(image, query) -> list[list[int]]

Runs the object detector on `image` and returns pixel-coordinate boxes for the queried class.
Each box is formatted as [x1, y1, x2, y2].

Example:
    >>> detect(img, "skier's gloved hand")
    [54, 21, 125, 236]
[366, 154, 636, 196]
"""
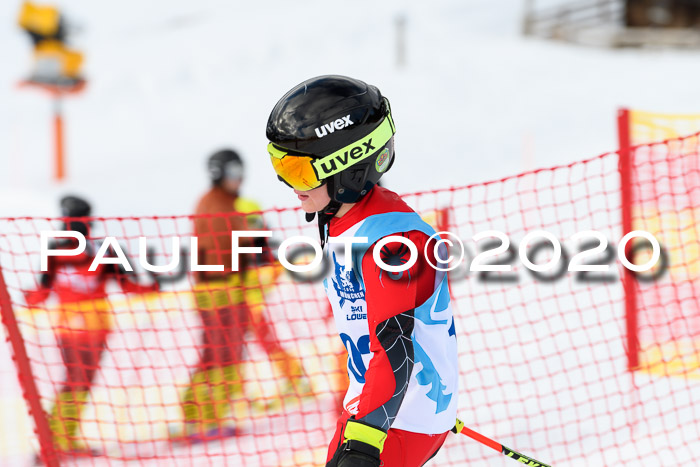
[24, 288, 50, 306]
[326, 417, 387, 467]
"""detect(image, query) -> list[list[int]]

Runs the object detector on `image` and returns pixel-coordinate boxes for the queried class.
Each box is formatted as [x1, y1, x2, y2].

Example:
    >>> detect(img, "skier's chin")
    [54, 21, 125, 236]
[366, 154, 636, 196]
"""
[294, 186, 329, 213]
[299, 199, 319, 213]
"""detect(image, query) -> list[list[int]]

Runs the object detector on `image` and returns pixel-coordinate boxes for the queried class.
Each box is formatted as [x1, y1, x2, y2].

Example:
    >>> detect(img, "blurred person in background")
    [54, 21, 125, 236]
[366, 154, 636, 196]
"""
[17, 1, 84, 87]
[174, 149, 311, 442]
[24, 195, 159, 458]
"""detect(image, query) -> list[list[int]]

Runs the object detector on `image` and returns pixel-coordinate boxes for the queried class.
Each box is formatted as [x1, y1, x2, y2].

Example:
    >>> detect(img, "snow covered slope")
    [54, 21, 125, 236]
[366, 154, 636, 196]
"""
[2, 0, 700, 217]
[1, 0, 700, 465]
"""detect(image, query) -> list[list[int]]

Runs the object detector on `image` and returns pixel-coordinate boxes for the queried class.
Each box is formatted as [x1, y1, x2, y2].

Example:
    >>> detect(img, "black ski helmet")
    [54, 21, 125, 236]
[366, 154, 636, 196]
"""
[208, 149, 244, 184]
[266, 75, 395, 205]
[60, 195, 91, 217]
[60, 195, 91, 236]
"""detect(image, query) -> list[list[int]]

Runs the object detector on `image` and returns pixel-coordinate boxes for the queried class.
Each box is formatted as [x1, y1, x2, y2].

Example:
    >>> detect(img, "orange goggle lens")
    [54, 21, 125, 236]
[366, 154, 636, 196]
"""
[268, 146, 322, 191]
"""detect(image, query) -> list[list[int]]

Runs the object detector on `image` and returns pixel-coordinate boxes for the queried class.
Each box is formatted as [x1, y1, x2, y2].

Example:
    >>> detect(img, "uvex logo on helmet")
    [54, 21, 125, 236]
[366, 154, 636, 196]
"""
[314, 115, 353, 138]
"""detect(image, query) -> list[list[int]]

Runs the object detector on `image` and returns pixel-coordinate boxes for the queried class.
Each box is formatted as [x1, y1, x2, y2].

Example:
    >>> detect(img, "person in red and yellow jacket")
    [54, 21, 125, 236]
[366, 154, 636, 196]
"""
[24, 195, 158, 455]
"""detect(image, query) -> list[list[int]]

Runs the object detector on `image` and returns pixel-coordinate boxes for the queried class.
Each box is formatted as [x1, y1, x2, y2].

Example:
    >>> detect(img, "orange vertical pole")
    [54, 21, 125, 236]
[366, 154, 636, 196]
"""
[53, 96, 65, 181]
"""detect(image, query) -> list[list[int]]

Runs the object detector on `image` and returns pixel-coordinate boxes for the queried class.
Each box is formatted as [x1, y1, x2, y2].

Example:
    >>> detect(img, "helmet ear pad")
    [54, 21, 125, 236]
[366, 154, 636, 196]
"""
[327, 137, 394, 204]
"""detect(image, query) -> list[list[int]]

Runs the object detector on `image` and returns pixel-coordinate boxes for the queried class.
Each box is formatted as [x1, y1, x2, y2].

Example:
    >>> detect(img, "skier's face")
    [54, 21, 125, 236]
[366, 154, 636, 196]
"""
[294, 185, 331, 213]
[221, 177, 242, 195]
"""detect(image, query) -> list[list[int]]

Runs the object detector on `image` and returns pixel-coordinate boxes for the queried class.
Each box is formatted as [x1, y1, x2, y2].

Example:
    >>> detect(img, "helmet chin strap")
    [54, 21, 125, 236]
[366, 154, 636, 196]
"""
[305, 200, 342, 248]
[304, 181, 342, 248]
[316, 200, 342, 248]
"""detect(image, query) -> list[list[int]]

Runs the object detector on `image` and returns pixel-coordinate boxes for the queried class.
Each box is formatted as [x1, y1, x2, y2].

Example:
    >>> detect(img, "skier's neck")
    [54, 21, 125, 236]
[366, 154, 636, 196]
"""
[334, 203, 355, 218]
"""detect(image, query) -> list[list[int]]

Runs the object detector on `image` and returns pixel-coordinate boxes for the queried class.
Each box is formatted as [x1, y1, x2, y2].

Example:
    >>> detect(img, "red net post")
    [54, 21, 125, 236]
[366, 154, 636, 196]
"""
[0, 263, 59, 467]
[617, 107, 640, 371]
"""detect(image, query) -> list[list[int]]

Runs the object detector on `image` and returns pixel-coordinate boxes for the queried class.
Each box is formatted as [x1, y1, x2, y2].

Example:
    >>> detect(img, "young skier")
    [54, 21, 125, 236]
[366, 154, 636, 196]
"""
[265, 75, 459, 467]
[24, 196, 158, 457]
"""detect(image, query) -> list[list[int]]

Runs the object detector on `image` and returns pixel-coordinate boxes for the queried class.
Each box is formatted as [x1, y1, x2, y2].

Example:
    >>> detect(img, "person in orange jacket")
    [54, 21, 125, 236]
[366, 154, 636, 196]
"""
[174, 149, 311, 443]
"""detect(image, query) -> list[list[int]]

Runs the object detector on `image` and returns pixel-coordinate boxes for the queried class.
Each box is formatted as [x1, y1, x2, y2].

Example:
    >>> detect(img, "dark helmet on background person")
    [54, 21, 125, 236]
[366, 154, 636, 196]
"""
[207, 149, 244, 184]
[60, 195, 91, 236]
[60, 195, 91, 217]
[266, 75, 396, 210]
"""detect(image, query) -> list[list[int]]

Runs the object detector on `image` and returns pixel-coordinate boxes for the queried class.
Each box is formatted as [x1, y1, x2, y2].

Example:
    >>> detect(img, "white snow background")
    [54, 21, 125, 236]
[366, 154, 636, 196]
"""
[1, 0, 700, 465]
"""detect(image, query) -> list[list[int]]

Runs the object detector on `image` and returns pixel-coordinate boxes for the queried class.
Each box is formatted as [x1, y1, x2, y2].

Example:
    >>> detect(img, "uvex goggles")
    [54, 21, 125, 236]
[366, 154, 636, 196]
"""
[268, 112, 395, 191]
